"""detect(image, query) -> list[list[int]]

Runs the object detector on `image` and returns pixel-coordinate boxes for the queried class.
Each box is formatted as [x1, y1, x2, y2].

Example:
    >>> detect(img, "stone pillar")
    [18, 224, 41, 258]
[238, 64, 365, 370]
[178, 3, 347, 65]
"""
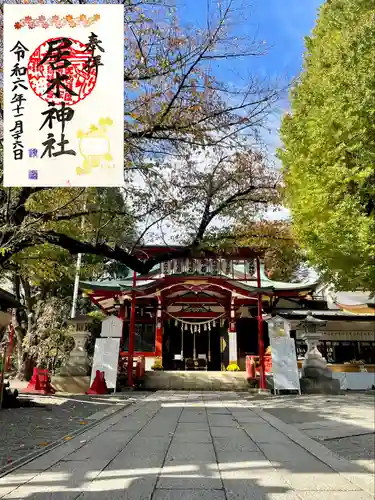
[299, 326, 340, 394]
[59, 316, 91, 377]
[228, 295, 238, 364]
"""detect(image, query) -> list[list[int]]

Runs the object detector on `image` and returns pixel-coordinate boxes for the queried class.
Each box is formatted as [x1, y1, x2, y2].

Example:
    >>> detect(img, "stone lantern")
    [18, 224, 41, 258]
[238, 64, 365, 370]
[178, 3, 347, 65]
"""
[59, 315, 92, 377]
[297, 312, 340, 394]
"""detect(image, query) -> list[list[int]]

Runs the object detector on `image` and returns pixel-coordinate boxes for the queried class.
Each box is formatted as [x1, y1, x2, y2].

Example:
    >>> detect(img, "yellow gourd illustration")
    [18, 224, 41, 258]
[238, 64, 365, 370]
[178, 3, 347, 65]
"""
[76, 117, 113, 175]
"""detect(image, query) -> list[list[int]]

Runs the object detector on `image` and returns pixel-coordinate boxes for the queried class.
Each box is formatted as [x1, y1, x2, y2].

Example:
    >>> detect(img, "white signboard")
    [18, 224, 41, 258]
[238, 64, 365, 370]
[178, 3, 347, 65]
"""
[91, 337, 120, 390]
[101, 315, 123, 338]
[267, 316, 290, 339]
[270, 337, 301, 393]
[3, 4, 124, 187]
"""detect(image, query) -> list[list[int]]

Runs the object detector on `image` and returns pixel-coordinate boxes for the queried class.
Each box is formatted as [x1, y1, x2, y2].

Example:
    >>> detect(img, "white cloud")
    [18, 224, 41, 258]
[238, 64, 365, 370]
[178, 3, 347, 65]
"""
[265, 206, 290, 221]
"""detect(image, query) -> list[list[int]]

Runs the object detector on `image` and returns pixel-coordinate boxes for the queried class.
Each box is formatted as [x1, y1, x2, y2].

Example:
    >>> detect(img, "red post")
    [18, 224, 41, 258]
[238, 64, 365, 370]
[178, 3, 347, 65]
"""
[256, 257, 266, 390]
[127, 270, 137, 387]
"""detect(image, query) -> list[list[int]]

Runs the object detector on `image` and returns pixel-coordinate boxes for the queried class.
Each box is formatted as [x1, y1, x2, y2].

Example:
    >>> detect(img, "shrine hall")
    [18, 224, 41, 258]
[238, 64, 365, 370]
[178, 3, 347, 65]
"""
[80, 246, 320, 372]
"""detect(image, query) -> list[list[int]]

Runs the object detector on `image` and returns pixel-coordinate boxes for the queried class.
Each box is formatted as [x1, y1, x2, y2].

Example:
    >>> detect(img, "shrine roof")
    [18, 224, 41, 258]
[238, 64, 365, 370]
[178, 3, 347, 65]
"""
[79, 279, 155, 292]
[132, 245, 263, 259]
[80, 263, 318, 296]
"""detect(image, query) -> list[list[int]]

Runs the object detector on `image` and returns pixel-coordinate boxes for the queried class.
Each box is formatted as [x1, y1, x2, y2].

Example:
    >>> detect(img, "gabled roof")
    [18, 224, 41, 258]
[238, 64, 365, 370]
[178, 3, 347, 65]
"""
[81, 262, 318, 293]
[132, 245, 262, 259]
[235, 264, 319, 292]
[80, 263, 318, 316]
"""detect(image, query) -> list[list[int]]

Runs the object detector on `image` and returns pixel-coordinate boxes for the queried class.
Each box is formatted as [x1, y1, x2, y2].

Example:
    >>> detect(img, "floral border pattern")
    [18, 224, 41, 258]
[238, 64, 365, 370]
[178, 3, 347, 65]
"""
[14, 14, 100, 30]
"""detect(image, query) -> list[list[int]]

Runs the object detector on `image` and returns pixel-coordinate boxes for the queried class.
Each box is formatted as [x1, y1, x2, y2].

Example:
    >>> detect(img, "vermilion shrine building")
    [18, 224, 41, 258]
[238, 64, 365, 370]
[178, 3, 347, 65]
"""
[80, 246, 321, 371]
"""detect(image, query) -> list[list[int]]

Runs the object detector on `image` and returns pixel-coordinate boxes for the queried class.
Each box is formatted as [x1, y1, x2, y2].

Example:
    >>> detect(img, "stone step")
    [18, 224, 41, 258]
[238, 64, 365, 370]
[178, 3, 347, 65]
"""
[144, 371, 250, 391]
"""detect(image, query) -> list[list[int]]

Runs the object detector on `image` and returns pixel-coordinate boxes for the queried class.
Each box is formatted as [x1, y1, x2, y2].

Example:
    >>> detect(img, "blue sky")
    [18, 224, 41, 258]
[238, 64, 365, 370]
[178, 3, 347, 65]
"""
[177, 0, 323, 84]
[177, 0, 324, 153]
[176, 0, 324, 221]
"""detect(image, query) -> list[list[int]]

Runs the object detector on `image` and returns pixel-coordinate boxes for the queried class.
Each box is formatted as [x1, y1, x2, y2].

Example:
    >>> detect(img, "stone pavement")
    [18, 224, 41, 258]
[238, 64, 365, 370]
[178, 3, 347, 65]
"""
[252, 393, 375, 475]
[0, 392, 148, 469]
[0, 391, 374, 500]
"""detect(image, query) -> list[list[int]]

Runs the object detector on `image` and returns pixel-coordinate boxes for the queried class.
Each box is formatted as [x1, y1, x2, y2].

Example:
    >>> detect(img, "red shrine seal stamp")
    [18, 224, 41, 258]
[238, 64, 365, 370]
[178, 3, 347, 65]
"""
[27, 37, 98, 106]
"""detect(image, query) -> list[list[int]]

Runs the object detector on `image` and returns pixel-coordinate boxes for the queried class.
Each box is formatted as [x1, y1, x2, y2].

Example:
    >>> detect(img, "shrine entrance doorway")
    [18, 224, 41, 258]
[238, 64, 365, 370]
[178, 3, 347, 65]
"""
[162, 321, 223, 371]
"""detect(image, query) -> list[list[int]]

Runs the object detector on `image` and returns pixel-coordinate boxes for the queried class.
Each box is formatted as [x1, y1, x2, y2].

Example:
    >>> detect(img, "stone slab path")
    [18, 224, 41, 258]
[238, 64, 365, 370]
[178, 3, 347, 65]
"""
[0, 391, 373, 500]
[252, 393, 375, 476]
[0, 393, 148, 470]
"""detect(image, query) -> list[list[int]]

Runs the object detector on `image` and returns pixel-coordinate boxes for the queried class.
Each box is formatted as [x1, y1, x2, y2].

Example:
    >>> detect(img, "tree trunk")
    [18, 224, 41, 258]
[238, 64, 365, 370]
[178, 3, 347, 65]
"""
[13, 325, 34, 380]
[19, 356, 34, 381]
[12, 274, 36, 380]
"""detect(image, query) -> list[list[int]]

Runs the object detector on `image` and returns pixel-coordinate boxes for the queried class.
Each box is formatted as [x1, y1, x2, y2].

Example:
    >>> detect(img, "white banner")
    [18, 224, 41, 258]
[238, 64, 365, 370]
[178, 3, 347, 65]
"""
[91, 337, 120, 390]
[270, 337, 301, 393]
[3, 4, 124, 187]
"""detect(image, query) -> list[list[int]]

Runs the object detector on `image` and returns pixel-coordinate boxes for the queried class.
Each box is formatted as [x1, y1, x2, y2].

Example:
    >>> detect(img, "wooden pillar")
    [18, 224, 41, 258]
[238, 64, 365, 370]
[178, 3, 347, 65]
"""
[155, 292, 163, 357]
[228, 294, 238, 364]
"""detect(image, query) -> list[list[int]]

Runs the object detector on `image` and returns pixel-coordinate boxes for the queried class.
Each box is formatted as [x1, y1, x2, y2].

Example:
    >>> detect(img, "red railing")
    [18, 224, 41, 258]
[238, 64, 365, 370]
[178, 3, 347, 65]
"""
[118, 355, 145, 385]
[246, 355, 272, 378]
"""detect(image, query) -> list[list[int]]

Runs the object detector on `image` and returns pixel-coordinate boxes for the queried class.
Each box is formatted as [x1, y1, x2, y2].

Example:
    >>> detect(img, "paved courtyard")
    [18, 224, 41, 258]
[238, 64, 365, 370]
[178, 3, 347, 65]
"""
[0, 392, 148, 469]
[0, 391, 374, 500]
[255, 392, 375, 474]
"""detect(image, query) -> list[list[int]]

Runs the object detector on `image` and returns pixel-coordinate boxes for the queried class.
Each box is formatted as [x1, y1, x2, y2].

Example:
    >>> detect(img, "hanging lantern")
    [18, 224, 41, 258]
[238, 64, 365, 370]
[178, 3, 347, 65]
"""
[175, 319, 178, 327]
[213, 320, 216, 328]
[204, 323, 207, 331]
[184, 323, 188, 331]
